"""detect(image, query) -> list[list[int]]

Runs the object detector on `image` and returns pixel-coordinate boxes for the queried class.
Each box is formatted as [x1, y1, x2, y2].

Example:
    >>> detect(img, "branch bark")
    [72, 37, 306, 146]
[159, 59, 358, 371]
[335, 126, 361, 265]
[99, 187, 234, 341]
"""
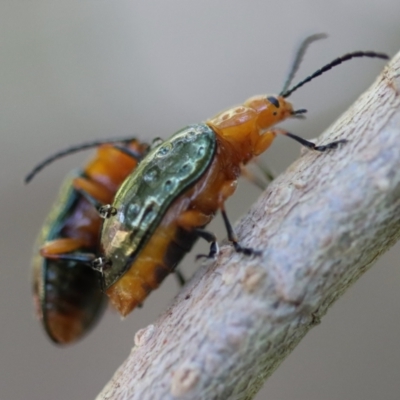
[96, 51, 400, 400]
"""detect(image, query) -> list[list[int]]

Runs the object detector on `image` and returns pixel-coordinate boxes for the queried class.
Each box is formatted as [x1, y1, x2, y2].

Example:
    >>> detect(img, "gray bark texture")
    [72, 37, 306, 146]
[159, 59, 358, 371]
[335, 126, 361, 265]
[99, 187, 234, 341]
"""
[96, 51, 400, 400]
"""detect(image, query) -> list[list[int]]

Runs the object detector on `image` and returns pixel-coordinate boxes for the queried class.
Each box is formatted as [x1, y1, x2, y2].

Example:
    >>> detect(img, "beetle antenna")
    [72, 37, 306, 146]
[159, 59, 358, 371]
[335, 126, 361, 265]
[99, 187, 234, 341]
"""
[280, 51, 389, 98]
[25, 137, 138, 183]
[280, 33, 328, 95]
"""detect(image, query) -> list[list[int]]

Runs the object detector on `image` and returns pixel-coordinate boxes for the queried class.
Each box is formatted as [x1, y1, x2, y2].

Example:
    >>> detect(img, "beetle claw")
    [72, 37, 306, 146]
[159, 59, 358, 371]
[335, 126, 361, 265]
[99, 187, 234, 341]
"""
[98, 205, 117, 219]
[91, 257, 112, 274]
[232, 242, 262, 257]
[196, 242, 219, 261]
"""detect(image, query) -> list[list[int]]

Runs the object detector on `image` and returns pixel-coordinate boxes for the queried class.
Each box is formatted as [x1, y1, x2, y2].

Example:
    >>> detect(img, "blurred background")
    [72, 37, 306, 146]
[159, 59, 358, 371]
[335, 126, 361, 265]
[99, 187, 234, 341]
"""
[1, 1, 400, 399]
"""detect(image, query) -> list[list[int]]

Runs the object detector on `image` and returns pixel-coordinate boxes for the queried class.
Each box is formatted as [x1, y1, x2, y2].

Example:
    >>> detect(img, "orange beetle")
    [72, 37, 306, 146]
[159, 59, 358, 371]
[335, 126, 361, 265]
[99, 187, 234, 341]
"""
[88, 35, 389, 316]
[28, 139, 149, 344]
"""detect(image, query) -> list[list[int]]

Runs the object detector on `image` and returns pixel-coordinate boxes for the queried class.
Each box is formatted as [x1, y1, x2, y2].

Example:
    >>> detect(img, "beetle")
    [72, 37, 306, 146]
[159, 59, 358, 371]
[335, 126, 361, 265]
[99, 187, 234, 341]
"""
[28, 138, 149, 344]
[85, 35, 388, 317]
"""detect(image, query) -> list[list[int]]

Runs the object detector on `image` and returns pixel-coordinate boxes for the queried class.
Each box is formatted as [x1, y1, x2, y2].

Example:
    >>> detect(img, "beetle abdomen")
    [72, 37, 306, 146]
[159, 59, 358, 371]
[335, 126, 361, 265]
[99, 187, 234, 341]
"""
[106, 220, 200, 316]
[41, 259, 105, 344]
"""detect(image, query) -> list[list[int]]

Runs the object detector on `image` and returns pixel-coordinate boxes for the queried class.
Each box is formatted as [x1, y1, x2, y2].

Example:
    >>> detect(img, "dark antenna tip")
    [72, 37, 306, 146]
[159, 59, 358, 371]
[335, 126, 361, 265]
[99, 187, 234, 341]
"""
[280, 51, 389, 98]
[24, 136, 136, 184]
[280, 33, 328, 96]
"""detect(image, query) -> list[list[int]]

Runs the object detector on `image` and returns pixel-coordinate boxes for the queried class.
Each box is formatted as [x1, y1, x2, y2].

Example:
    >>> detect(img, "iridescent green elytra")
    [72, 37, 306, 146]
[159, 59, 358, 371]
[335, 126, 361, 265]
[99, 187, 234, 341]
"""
[100, 123, 217, 289]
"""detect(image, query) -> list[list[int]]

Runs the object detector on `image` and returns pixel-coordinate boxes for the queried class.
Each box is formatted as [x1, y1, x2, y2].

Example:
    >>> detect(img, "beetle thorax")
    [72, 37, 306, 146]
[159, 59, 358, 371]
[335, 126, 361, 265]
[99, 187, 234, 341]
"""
[206, 95, 294, 163]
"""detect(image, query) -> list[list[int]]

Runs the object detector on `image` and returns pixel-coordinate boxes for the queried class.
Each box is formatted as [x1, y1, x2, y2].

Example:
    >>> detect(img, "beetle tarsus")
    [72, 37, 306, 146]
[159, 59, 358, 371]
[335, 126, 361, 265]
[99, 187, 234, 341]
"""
[196, 241, 219, 261]
[174, 268, 186, 287]
[232, 241, 262, 256]
[151, 137, 164, 149]
[285, 132, 348, 152]
[313, 139, 348, 151]
[91, 257, 112, 274]
[98, 204, 117, 219]
[221, 209, 262, 257]
[194, 228, 219, 260]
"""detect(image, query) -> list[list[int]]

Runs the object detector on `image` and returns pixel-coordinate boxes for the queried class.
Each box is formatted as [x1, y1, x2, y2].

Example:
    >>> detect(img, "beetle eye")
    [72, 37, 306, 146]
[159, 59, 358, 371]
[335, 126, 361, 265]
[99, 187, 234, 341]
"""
[267, 96, 280, 108]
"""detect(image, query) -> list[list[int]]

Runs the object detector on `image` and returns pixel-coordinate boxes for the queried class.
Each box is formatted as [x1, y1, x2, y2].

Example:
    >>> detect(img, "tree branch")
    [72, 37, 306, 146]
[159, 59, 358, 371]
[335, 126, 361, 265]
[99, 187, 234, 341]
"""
[96, 51, 400, 400]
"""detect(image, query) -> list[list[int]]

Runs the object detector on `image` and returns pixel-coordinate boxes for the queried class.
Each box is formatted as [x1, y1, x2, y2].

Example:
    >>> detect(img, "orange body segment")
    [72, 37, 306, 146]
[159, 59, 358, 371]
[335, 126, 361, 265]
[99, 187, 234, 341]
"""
[45, 307, 87, 344]
[40, 238, 88, 257]
[106, 218, 180, 316]
[207, 95, 294, 162]
[73, 177, 114, 205]
[176, 210, 212, 231]
[84, 143, 145, 193]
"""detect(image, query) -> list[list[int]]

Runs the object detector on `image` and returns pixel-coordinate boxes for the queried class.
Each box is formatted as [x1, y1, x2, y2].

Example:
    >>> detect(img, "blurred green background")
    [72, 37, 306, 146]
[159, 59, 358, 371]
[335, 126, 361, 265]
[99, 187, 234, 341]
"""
[1, 1, 400, 399]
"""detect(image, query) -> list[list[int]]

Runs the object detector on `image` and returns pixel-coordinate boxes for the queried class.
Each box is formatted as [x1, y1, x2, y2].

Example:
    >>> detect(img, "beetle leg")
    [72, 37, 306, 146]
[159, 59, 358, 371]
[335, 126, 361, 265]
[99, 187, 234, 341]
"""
[40, 238, 89, 258]
[195, 228, 219, 260]
[40, 239, 97, 264]
[241, 162, 274, 191]
[272, 128, 348, 152]
[254, 159, 275, 182]
[45, 252, 97, 264]
[73, 177, 110, 205]
[151, 137, 164, 149]
[176, 210, 217, 260]
[174, 267, 186, 287]
[221, 208, 261, 256]
[73, 178, 117, 218]
[176, 210, 212, 230]
[253, 130, 277, 156]
[91, 256, 112, 274]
